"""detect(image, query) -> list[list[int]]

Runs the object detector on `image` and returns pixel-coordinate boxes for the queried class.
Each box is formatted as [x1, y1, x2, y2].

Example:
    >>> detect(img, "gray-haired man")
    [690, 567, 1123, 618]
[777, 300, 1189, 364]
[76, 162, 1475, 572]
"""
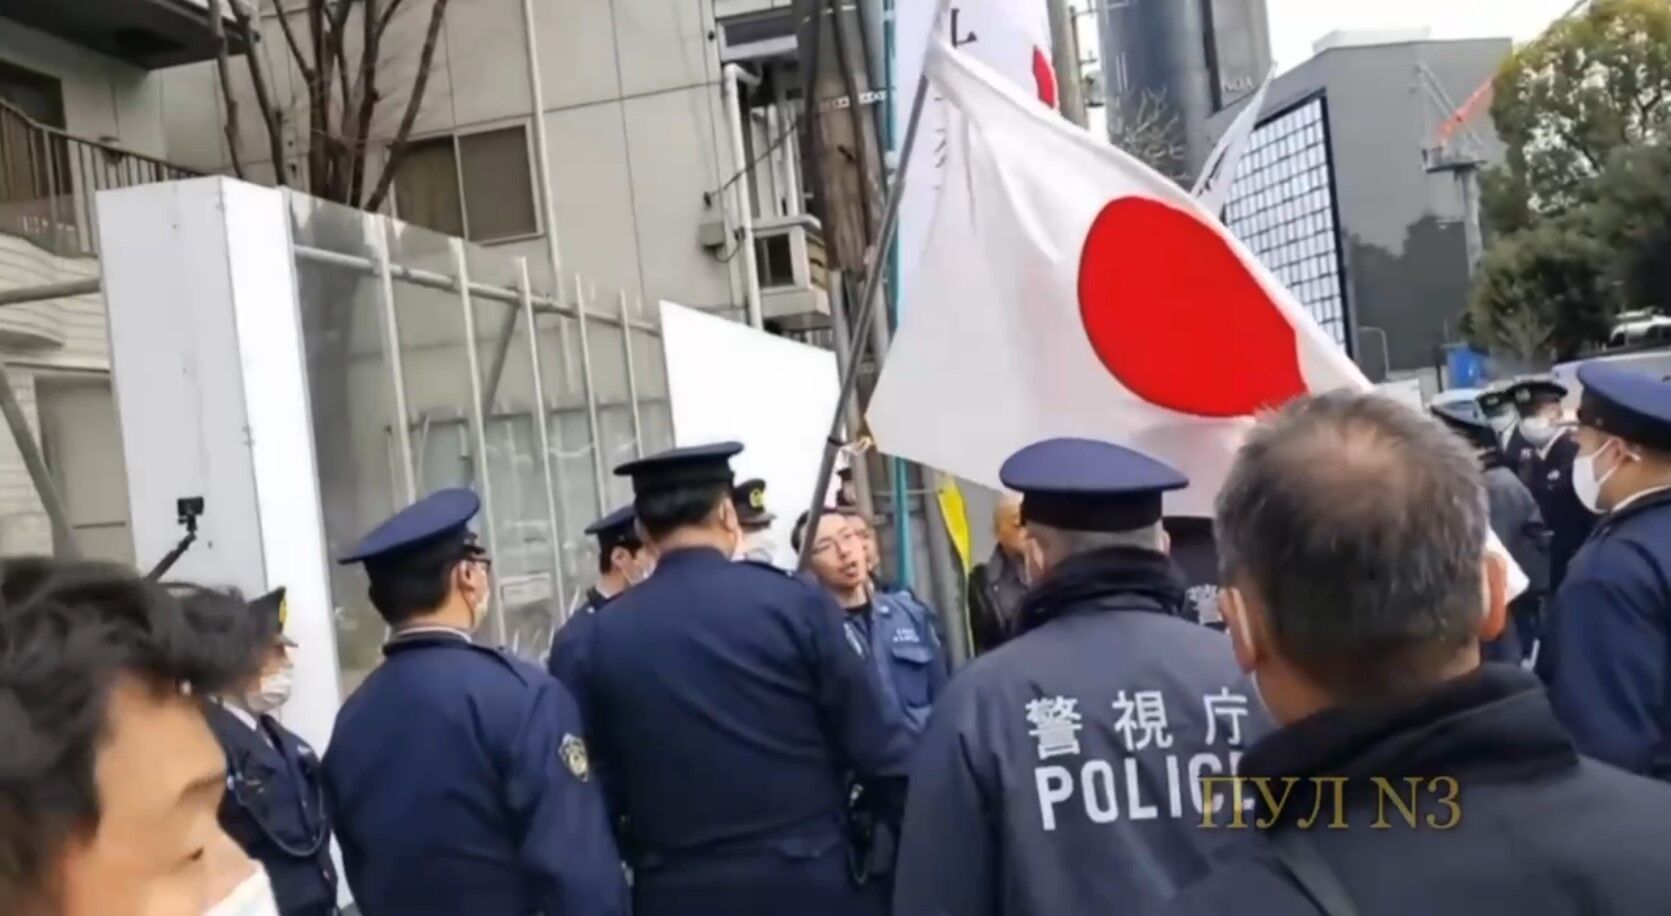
[1166, 392, 1671, 916]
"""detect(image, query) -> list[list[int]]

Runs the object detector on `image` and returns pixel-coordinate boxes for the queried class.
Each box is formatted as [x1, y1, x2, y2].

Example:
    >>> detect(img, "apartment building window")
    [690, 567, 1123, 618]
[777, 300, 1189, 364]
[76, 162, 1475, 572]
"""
[392, 124, 539, 242]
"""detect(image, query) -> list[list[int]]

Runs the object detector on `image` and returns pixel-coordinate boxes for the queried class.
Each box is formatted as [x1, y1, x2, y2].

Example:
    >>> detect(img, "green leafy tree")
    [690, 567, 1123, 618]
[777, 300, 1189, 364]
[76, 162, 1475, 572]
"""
[1468, 213, 1619, 364]
[1589, 140, 1671, 313]
[1483, 0, 1671, 233]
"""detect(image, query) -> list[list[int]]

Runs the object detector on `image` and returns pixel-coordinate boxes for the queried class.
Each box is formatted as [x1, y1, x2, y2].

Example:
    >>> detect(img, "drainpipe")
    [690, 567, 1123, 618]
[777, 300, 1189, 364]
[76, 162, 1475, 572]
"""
[723, 63, 765, 328]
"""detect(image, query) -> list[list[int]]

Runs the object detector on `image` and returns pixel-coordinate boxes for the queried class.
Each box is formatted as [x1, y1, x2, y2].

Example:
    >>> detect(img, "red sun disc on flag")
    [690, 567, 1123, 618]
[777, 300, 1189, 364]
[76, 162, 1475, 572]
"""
[1077, 197, 1309, 418]
[1032, 48, 1058, 109]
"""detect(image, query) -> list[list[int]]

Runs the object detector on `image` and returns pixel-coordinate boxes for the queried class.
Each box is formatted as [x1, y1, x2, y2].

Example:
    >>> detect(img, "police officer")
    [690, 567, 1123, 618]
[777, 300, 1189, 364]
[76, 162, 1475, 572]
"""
[732, 477, 780, 565]
[1539, 363, 1671, 781]
[1478, 385, 1527, 469]
[547, 504, 650, 711]
[793, 509, 950, 735]
[582, 442, 912, 916]
[1432, 401, 1550, 663]
[893, 437, 1259, 916]
[321, 488, 628, 916]
[1508, 376, 1594, 590]
[201, 587, 337, 916]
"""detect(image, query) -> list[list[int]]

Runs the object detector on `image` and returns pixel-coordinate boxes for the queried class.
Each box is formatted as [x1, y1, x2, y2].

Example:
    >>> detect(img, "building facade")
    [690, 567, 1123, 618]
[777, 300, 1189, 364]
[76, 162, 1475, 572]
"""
[1096, 0, 1272, 176]
[0, 0, 217, 561]
[1207, 32, 1511, 386]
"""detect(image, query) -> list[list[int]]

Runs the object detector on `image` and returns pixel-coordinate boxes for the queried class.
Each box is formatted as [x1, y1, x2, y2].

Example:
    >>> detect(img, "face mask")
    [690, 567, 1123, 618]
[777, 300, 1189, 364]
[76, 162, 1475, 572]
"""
[243, 666, 293, 715]
[1520, 416, 1558, 447]
[1488, 411, 1516, 434]
[1572, 439, 1621, 514]
[204, 868, 281, 916]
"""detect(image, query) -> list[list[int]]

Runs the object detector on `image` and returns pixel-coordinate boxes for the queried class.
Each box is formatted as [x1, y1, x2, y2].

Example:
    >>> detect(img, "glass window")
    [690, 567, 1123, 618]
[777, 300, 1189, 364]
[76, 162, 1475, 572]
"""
[393, 126, 539, 243]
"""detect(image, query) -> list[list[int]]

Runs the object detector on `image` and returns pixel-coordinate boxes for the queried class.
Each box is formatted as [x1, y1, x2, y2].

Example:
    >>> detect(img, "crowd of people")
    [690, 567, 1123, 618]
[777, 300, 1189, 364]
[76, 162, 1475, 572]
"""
[2, 358, 1669, 916]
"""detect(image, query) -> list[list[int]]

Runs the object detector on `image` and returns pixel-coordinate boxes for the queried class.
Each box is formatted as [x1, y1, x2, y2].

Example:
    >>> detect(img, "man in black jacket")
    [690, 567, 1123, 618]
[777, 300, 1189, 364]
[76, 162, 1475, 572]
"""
[1165, 391, 1671, 916]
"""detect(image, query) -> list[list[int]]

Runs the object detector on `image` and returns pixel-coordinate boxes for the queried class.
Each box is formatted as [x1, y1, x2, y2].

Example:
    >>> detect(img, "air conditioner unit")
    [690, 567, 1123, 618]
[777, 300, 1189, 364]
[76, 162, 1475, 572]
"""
[752, 214, 829, 328]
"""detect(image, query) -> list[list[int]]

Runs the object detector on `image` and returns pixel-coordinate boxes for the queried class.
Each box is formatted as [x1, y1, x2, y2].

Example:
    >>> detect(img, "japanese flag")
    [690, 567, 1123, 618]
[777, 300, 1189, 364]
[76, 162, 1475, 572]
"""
[867, 38, 1526, 593]
[870, 38, 1364, 517]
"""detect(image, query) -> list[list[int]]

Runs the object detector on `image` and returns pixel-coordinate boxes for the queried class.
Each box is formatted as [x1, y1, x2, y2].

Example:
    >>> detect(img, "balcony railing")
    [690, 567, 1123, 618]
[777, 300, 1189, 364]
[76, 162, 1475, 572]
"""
[0, 97, 199, 259]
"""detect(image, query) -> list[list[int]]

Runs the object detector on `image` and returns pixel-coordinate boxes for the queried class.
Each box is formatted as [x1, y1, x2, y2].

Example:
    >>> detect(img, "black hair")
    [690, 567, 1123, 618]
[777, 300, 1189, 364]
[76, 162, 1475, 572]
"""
[791, 511, 810, 552]
[0, 559, 259, 904]
[364, 535, 469, 625]
[635, 482, 730, 541]
[597, 532, 645, 574]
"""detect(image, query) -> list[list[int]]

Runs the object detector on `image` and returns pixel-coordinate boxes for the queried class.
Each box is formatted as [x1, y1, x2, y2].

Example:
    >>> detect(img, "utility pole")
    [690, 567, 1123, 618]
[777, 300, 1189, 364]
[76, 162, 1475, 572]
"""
[1047, 0, 1089, 127]
[798, 0, 968, 656]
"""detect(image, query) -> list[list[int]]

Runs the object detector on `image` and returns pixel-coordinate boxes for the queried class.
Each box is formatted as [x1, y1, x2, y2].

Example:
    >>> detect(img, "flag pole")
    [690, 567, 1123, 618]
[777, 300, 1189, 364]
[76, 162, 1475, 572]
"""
[795, 29, 939, 572]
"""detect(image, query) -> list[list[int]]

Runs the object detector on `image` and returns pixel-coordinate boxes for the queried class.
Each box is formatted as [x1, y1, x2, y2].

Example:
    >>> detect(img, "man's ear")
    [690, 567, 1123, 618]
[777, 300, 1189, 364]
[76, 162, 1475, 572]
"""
[1479, 552, 1508, 642]
[1220, 586, 1260, 675]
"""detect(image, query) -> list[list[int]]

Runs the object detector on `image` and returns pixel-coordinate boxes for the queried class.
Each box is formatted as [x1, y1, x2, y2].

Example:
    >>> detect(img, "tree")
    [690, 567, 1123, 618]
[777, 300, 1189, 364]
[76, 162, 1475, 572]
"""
[205, 0, 452, 210]
[1588, 140, 1671, 314]
[1483, 0, 1671, 233]
[1104, 89, 1187, 184]
[1468, 212, 1619, 364]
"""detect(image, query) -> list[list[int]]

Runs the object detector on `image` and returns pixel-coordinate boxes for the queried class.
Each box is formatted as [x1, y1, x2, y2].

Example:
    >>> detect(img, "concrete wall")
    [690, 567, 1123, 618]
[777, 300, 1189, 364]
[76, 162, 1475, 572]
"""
[0, 16, 169, 560]
[158, 0, 742, 314]
[1208, 37, 1510, 377]
[0, 16, 168, 158]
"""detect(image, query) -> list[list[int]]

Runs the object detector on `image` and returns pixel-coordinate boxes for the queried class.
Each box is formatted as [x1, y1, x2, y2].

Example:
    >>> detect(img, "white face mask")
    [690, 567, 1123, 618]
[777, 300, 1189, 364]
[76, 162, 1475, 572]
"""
[203, 868, 281, 916]
[1573, 439, 1632, 514]
[1488, 410, 1517, 434]
[243, 666, 293, 715]
[1520, 416, 1558, 447]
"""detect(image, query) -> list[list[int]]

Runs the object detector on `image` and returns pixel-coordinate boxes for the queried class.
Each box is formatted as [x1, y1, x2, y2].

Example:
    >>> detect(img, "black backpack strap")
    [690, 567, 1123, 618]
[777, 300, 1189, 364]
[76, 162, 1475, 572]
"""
[1271, 829, 1361, 916]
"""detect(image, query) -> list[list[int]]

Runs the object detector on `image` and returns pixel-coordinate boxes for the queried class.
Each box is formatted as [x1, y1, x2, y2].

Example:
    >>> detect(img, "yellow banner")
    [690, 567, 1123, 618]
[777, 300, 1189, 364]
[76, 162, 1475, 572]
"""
[936, 476, 973, 575]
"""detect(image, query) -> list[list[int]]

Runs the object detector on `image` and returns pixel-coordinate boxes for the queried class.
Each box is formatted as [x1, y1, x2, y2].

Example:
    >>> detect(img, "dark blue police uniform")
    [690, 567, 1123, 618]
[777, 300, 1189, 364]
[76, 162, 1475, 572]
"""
[582, 443, 913, 916]
[894, 438, 1263, 916]
[1432, 402, 1549, 663]
[1503, 378, 1595, 591]
[207, 588, 337, 916]
[320, 489, 628, 916]
[546, 505, 636, 714]
[1539, 363, 1671, 781]
[846, 588, 950, 734]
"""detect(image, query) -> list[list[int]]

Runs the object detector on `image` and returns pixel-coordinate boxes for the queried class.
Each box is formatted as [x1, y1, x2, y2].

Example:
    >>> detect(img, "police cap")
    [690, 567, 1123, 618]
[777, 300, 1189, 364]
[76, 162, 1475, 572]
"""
[250, 586, 298, 648]
[1507, 376, 1568, 408]
[999, 437, 1187, 532]
[1429, 401, 1497, 451]
[614, 442, 742, 495]
[338, 487, 482, 567]
[1576, 362, 1671, 453]
[585, 505, 640, 552]
[732, 478, 775, 526]
[1476, 386, 1512, 413]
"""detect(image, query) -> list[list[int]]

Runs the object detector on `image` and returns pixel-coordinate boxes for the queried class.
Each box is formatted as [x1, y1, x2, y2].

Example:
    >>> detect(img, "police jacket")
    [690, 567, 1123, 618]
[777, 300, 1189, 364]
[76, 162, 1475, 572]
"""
[893, 547, 1260, 916]
[1539, 487, 1671, 780]
[846, 589, 950, 734]
[1521, 432, 1595, 589]
[583, 549, 913, 883]
[321, 630, 628, 916]
[1162, 666, 1671, 916]
[546, 586, 614, 720]
[204, 703, 336, 916]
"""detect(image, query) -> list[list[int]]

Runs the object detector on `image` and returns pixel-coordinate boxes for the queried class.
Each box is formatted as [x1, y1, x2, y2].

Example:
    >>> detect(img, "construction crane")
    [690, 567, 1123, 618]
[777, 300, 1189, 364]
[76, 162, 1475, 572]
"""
[1417, 0, 1592, 279]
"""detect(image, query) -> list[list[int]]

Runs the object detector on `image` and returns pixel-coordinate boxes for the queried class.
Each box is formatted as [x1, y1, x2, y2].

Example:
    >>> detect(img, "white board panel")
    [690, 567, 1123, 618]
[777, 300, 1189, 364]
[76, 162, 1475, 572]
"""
[659, 302, 839, 568]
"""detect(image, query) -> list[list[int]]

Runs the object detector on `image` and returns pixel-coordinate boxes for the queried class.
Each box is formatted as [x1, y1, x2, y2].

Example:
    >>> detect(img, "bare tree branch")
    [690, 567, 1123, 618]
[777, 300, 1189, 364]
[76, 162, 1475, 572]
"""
[365, 0, 451, 212]
[306, 0, 329, 195]
[271, 0, 314, 81]
[376, 0, 412, 42]
[207, 0, 247, 178]
[348, 0, 385, 206]
[230, 2, 290, 184]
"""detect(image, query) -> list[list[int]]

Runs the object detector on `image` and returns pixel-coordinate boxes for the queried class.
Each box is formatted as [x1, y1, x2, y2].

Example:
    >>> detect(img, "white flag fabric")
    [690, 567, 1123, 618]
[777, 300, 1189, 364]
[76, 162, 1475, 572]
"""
[894, 0, 1056, 313]
[1192, 66, 1277, 216]
[867, 38, 1527, 595]
[869, 39, 1362, 517]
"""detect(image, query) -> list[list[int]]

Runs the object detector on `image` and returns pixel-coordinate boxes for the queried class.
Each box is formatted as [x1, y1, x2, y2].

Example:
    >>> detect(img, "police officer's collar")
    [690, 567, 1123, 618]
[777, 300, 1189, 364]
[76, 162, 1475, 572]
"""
[649, 545, 732, 567]
[1602, 485, 1671, 528]
[1015, 546, 1185, 634]
[384, 625, 474, 654]
[1240, 667, 1574, 832]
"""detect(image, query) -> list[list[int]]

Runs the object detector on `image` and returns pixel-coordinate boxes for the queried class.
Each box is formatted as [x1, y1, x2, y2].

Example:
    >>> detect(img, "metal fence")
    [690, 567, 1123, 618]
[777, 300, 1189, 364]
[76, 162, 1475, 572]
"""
[0, 97, 198, 258]
[282, 192, 674, 686]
